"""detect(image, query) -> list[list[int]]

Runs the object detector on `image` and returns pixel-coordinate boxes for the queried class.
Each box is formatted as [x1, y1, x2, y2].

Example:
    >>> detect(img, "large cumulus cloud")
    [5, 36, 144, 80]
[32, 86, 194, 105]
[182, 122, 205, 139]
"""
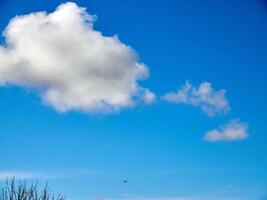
[0, 2, 155, 113]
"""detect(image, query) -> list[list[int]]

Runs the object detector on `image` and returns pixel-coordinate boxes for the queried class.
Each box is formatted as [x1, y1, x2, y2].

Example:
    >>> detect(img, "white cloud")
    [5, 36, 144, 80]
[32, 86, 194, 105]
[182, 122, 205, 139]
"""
[0, 2, 154, 113]
[204, 119, 249, 142]
[162, 81, 230, 116]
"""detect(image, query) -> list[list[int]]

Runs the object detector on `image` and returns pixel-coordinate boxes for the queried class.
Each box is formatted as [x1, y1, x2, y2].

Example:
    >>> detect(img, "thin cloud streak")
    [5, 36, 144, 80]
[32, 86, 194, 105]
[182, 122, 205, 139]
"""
[103, 194, 246, 200]
[0, 171, 44, 180]
[0, 169, 105, 180]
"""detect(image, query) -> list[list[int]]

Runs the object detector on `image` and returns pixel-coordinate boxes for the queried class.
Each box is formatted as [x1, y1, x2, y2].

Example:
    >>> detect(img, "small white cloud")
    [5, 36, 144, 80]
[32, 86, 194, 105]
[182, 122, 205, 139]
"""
[162, 81, 230, 116]
[204, 119, 249, 142]
[0, 2, 152, 113]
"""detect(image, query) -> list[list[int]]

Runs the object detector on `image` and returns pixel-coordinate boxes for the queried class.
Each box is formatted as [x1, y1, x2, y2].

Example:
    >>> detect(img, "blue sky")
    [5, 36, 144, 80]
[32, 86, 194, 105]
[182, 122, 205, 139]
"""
[0, 0, 267, 200]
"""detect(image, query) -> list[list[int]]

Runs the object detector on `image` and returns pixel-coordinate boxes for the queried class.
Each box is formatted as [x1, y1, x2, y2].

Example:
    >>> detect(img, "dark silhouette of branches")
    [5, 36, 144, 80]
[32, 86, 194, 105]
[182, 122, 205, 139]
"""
[0, 179, 65, 200]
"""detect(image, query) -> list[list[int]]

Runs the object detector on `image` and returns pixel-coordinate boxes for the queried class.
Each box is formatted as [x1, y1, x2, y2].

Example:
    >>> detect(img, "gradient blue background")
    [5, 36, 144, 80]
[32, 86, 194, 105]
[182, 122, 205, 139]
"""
[0, 0, 267, 199]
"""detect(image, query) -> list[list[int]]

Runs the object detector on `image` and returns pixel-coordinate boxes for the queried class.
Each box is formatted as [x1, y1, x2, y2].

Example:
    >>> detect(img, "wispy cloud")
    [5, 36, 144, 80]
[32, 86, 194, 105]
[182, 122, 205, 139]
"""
[203, 119, 249, 142]
[0, 171, 44, 180]
[162, 81, 230, 116]
[101, 194, 246, 200]
[0, 169, 104, 180]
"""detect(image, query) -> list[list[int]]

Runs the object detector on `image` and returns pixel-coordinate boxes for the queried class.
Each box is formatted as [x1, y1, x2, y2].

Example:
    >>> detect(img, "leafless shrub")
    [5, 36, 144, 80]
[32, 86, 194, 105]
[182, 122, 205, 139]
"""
[0, 179, 65, 200]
